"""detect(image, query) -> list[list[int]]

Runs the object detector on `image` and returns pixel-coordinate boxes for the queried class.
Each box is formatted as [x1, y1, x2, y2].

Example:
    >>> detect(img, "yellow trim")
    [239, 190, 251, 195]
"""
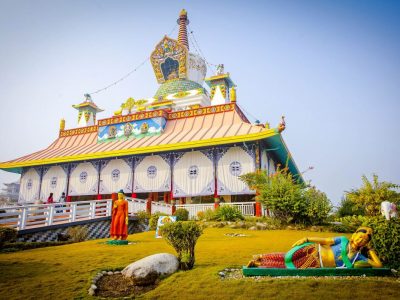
[0, 129, 277, 169]
[147, 101, 174, 108]
[205, 73, 230, 81]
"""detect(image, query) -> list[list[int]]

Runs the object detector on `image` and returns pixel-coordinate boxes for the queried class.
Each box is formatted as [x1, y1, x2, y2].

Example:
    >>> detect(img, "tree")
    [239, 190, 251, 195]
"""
[160, 221, 203, 270]
[304, 187, 332, 225]
[241, 168, 331, 224]
[346, 174, 400, 216]
[336, 197, 365, 217]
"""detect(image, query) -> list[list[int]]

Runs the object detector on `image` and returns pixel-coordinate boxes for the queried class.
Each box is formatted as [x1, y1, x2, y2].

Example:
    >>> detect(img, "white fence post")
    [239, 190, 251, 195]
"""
[106, 200, 112, 216]
[70, 203, 77, 222]
[90, 202, 96, 219]
[18, 207, 27, 230]
[45, 205, 54, 226]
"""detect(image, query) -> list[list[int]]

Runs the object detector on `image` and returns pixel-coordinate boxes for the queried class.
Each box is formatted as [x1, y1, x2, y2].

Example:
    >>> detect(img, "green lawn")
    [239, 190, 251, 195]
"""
[1, 228, 399, 300]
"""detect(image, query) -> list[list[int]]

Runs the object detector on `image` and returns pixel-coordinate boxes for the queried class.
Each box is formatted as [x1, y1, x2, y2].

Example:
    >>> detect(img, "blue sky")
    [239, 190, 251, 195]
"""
[0, 0, 399, 205]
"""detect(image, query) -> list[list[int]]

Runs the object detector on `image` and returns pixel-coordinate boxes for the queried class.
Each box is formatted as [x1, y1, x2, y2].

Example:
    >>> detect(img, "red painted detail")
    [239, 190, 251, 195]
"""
[131, 193, 137, 198]
[146, 197, 152, 214]
[255, 201, 262, 217]
[67, 196, 72, 202]
[97, 194, 102, 200]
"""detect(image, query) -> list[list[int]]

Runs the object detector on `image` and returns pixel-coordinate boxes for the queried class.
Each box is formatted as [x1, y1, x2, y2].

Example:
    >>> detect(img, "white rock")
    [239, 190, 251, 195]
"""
[122, 253, 179, 280]
[88, 288, 95, 296]
[107, 271, 113, 275]
[90, 284, 97, 290]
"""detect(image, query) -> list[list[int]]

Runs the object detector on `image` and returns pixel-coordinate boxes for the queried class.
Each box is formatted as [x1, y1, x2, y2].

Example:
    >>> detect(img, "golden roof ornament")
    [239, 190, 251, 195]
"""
[278, 116, 286, 132]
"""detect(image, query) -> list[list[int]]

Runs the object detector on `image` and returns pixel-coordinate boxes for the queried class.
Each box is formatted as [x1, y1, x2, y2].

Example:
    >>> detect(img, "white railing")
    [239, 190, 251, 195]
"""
[221, 202, 255, 216]
[175, 203, 215, 219]
[151, 201, 172, 215]
[0, 200, 112, 231]
[126, 198, 148, 215]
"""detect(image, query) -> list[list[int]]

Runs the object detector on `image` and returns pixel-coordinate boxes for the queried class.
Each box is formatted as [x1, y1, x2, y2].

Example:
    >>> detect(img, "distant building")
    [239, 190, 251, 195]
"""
[1, 182, 20, 202]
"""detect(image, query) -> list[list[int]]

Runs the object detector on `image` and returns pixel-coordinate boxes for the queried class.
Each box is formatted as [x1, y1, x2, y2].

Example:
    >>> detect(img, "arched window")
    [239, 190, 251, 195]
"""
[50, 177, 57, 188]
[147, 166, 157, 179]
[111, 169, 120, 182]
[27, 179, 33, 190]
[80, 171, 88, 183]
[188, 165, 199, 179]
[229, 161, 242, 176]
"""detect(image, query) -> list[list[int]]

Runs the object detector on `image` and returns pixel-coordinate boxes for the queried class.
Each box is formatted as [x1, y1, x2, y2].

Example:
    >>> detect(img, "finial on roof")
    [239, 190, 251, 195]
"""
[84, 93, 93, 103]
[60, 118, 65, 131]
[177, 9, 189, 50]
[278, 115, 286, 132]
[216, 64, 225, 75]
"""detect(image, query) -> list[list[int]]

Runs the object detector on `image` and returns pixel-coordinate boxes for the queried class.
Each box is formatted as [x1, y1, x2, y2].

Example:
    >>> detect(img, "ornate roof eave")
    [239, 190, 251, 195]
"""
[0, 129, 278, 173]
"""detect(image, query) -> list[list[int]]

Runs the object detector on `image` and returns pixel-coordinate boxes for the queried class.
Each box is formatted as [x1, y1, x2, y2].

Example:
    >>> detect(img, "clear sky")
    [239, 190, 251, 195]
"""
[0, 0, 399, 206]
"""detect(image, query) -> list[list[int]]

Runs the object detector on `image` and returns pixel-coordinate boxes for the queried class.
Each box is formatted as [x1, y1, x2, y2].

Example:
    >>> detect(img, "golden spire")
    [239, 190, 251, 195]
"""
[177, 9, 189, 49]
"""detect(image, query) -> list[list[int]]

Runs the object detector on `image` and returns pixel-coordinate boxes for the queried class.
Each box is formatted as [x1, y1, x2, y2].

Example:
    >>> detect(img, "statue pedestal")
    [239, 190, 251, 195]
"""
[106, 240, 129, 245]
[242, 266, 393, 277]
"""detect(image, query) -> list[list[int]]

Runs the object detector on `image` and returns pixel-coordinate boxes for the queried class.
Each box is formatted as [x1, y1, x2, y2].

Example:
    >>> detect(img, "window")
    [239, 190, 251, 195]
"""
[111, 169, 120, 181]
[147, 166, 157, 178]
[27, 179, 33, 190]
[229, 161, 242, 176]
[50, 177, 57, 188]
[79, 171, 88, 183]
[188, 165, 199, 179]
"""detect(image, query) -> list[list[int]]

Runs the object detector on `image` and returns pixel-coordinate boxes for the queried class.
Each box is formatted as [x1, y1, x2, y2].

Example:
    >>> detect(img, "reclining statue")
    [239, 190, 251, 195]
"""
[247, 227, 382, 269]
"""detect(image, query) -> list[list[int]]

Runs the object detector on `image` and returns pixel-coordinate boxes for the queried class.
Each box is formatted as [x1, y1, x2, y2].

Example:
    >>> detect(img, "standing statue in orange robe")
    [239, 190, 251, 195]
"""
[110, 190, 128, 240]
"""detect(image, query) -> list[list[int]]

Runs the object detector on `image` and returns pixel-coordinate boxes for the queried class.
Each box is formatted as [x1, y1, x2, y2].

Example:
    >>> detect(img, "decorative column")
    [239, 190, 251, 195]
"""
[177, 9, 189, 49]
[255, 190, 262, 217]
[171, 199, 176, 215]
[146, 193, 152, 215]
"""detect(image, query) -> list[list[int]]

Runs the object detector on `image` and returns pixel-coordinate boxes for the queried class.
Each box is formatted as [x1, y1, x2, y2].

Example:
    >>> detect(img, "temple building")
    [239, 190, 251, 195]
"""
[0, 10, 301, 207]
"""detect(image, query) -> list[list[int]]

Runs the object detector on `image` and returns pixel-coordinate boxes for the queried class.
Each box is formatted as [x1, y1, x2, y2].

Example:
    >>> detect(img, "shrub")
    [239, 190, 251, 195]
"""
[346, 174, 400, 216]
[173, 208, 189, 221]
[0, 226, 17, 248]
[160, 221, 203, 270]
[336, 197, 365, 217]
[66, 226, 88, 242]
[334, 215, 369, 232]
[149, 212, 168, 230]
[241, 169, 332, 224]
[135, 210, 150, 225]
[304, 187, 332, 225]
[363, 217, 400, 270]
[197, 209, 216, 221]
[214, 205, 244, 221]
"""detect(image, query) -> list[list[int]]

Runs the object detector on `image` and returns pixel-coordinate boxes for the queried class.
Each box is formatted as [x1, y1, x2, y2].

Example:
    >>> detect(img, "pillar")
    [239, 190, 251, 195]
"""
[255, 190, 262, 217]
[146, 194, 152, 215]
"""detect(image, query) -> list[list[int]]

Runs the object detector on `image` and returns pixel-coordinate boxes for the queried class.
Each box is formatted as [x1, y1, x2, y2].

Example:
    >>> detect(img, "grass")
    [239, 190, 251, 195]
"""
[0, 228, 399, 300]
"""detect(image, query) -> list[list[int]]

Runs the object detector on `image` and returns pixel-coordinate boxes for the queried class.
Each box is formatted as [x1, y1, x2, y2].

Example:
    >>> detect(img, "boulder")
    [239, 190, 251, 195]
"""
[122, 253, 179, 286]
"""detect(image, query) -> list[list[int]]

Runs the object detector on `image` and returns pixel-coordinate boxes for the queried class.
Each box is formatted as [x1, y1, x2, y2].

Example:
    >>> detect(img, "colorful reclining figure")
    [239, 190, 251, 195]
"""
[247, 227, 382, 269]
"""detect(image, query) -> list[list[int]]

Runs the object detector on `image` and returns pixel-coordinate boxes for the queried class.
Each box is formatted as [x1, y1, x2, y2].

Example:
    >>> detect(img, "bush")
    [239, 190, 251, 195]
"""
[214, 205, 244, 221]
[149, 212, 168, 230]
[160, 221, 203, 270]
[334, 215, 369, 232]
[66, 226, 88, 242]
[336, 197, 365, 217]
[364, 217, 400, 270]
[305, 187, 332, 225]
[135, 210, 150, 225]
[173, 208, 189, 221]
[0, 226, 17, 248]
[241, 169, 332, 224]
[240, 169, 307, 223]
[346, 174, 400, 216]
[197, 209, 216, 221]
